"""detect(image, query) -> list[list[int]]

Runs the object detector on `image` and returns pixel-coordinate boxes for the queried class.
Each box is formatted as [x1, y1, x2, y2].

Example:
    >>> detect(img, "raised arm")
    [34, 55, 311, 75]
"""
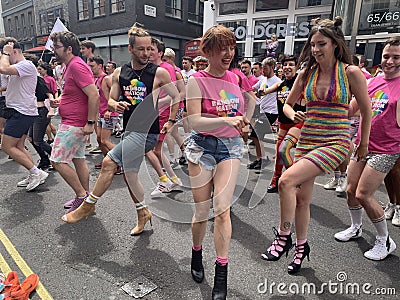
[347, 65, 372, 160]
[283, 70, 306, 123]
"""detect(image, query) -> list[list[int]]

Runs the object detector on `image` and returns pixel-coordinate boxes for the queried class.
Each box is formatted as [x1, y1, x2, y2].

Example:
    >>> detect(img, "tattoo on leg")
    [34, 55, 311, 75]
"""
[283, 222, 291, 230]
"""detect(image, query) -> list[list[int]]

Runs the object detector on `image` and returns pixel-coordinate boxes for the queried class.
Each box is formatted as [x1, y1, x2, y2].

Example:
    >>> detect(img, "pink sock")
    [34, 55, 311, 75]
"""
[216, 256, 228, 266]
[268, 230, 291, 258]
[296, 239, 307, 245]
[192, 245, 202, 251]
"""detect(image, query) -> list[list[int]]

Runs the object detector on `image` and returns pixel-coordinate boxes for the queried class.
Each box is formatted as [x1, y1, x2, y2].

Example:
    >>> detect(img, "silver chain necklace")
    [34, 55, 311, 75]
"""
[131, 62, 148, 81]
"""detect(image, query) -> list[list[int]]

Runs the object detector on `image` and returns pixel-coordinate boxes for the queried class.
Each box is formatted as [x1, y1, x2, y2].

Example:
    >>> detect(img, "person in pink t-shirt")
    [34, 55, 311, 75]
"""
[186, 25, 255, 299]
[87, 56, 119, 168]
[335, 36, 400, 261]
[49, 31, 99, 213]
[145, 38, 183, 198]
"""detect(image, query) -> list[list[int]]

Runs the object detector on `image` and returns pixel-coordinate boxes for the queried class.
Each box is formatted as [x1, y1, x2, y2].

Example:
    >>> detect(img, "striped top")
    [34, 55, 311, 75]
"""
[295, 61, 351, 173]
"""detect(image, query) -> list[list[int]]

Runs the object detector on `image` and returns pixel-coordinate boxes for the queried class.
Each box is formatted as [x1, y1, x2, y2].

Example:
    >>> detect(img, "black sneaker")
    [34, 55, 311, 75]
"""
[178, 156, 187, 165]
[247, 159, 261, 169]
[38, 160, 51, 170]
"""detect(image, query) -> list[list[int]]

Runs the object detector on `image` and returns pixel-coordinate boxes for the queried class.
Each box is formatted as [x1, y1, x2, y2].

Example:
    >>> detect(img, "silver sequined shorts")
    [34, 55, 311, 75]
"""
[352, 151, 400, 173]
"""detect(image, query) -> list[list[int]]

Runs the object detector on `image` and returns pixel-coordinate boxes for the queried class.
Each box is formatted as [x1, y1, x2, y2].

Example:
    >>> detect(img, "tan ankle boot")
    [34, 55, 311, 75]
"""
[61, 201, 95, 224]
[130, 207, 152, 235]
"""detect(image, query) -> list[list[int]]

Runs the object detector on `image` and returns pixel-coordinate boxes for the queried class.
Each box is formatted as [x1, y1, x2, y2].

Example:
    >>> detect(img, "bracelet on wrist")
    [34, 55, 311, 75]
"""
[2, 52, 10, 56]
[168, 118, 177, 124]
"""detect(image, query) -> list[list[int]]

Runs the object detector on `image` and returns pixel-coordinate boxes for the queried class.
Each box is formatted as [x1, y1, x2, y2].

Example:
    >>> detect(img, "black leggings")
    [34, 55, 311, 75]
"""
[28, 106, 52, 162]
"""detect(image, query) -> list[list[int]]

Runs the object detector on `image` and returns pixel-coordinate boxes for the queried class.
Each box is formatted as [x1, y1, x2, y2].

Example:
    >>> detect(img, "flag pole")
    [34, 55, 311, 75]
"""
[39, 48, 46, 61]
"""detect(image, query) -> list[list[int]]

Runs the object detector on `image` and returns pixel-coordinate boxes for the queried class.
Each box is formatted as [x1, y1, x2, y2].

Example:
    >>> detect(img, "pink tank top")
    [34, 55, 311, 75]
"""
[356, 75, 400, 153]
[192, 70, 245, 138]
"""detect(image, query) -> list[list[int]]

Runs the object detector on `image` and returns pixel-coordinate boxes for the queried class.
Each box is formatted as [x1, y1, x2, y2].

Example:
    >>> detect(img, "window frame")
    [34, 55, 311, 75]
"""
[188, 0, 203, 24]
[165, 0, 182, 19]
[93, 0, 106, 17]
[77, 0, 90, 20]
[110, 0, 125, 14]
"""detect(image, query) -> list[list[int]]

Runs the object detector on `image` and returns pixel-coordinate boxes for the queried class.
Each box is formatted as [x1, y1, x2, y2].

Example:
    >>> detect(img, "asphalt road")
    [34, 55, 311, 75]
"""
[0, 125, 399, 300]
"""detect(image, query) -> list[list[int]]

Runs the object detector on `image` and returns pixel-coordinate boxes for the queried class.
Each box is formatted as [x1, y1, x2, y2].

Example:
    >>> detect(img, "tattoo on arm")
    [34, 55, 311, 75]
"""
[283, 222, 291, 230]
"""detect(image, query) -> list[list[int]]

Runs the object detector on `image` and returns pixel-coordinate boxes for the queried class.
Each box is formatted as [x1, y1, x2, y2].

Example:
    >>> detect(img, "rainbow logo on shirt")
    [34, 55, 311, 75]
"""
[278, 86, 290, 104]
[211, 89, 240, 117]
[370, 90, 389, 117]
[123, 79, 147, 106]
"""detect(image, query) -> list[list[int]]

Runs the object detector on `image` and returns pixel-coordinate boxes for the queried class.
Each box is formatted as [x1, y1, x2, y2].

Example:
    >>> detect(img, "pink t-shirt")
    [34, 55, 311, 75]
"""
[96, 73, 119, 117]
[247, 75, 259, 86]
[230, 68, 253, 92]
[355, 75, 400, 153]
[159, 62, 178, 121]
[192, 70, 245, 138]
[44, 76, 57, 95]
[58, 56, 95, 127]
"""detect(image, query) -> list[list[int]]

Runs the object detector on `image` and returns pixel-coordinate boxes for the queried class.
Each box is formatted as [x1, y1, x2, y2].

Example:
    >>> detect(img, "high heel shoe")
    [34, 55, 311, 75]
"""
[191, 248, 204, 283]
[61, 201, 95, 224]
[261, 227, 293, 261]
[212, 262, 228, 300]
[130, 207, 152, 235]
[287, 242, 310, 274]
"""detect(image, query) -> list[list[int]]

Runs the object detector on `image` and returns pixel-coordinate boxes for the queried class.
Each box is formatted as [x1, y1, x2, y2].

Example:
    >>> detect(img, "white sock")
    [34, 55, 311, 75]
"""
[29, 166, 40, 175]
[372, 217, 388, 238]
[349, 207, 363, 228]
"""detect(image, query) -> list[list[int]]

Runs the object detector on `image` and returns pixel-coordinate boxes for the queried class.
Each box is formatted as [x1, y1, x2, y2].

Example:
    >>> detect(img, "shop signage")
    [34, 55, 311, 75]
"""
[366, 10, 399, 28]
[227, 22, 310, 39]
[144, 5, 156, 18]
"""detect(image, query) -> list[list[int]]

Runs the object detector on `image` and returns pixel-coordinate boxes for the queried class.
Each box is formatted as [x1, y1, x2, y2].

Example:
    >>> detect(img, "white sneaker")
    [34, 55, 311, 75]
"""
[150, 180, 173, 198]
[170, 178, 183, 190]
[17, 174, 33, 187]
[334, 225, 362, 242]
[384, 202, 396, 220]
[324, 177, 338, 190]
[392, 206, 400, 227]
[26, 170, 49, 191]
[364, 236, 396, 261]
[335, 177, 347, 193]
[242, 144, 249, 154]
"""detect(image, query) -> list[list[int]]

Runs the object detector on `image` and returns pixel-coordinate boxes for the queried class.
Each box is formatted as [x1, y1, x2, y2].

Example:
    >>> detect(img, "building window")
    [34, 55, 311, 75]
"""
[219, 1, 247, 15]
[297, 0, 332, 8]
[15, 16, 20, 39]
[166, 0, 182, 19]
[8, 19, 13, 37]
[39, 8, 63, 35]
[358, 0, 399, 35]
[21, 14, 27, 39]
[28, 12, 34, 37]
[188, 0, 203, 24]
[93, 0, 106, 17]
[111, 0, 125, 13]
[78, 0, 90, 20]
[255, 0, 289, 12]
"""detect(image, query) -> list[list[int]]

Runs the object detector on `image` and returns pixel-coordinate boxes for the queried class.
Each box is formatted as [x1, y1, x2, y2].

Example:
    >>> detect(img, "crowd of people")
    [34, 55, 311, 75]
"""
[0, 16, 399, 299]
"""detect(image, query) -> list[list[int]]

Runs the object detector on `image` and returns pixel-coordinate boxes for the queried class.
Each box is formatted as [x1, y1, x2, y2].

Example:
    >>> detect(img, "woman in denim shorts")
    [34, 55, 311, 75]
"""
[185, 25, 254, 299]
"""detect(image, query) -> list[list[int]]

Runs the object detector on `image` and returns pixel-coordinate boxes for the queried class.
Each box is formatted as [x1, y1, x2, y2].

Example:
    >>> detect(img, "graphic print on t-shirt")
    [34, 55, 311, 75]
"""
[211, 89, 240, 117]
[123, 79, 147, 106]
[371, 90, 389, 117]
[277, 86, 290, 104]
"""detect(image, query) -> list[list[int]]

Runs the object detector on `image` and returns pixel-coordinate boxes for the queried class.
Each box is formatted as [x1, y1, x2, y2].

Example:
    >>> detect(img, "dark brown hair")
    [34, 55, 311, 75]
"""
[50, 31, 80, 56]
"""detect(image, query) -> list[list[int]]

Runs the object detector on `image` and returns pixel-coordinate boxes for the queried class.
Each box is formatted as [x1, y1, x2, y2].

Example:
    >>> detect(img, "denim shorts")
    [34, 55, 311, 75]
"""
[108, 131, 158, 173]
[184, 132, 243, 170]
[4, 110, 36, 138]
[351, 151, 400, 173]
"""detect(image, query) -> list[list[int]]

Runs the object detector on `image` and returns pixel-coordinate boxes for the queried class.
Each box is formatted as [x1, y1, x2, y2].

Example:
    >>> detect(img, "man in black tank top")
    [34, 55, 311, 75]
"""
[61, 25, 181, 234]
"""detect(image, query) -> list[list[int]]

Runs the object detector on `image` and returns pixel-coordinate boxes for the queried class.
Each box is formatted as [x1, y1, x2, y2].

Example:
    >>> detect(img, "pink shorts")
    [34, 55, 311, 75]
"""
[50, 124, 87, 163]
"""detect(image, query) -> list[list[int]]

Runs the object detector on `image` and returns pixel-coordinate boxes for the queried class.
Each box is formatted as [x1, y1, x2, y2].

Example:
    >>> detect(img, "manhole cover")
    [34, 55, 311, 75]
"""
[121, 275, 157, 298]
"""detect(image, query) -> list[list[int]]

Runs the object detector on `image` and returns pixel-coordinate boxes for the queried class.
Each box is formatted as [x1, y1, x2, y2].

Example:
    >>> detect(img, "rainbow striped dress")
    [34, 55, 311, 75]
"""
[294, 61, 351, 174]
